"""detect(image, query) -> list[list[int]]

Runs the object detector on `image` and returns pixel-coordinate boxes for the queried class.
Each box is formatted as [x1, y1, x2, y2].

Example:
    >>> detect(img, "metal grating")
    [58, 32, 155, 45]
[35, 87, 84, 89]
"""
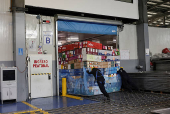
[15, 91, 170, 114]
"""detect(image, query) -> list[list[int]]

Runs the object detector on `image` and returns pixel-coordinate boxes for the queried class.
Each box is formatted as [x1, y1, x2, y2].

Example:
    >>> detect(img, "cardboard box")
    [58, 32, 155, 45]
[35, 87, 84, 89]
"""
[115, 61, 120, 67]
[92, 49, 98, 55]
[106, 56, 120, 61]
[82, 54, 101, 62]
[101, 56, 106, 60]
[65, 51, 70, 55]
[74, 62, 84, 69]
[67, 44, 74, 51]
[68, 56, 78, 61]
[108, 46, 113, 50]
[64, 64, 71, 69]
[95, 42, 102, 50]
[74, 42, 79, 49]
[83, 41, 95, 48]
[68, 60, 75, 64]
[74, 59, 82, 63]
[98, 64, 111, 68]
[95, 55, 101, 62]
[103, 45, 107, 50]
[58, 46, 62, 53]
[69, 51, 75, 57]
[79, 42, 83, 48]
[98, 50, 105, 55]
[82, 54, 94, 61]
[62, 45, 67, 52]
[82, 48, 93, 55]
[75, 48, 93, 55]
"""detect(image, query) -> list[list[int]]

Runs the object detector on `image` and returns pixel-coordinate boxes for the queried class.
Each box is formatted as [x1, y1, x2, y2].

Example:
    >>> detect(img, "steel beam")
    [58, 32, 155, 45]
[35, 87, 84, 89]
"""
[137, 0, 150, 71]
[148, 0, 170, 11]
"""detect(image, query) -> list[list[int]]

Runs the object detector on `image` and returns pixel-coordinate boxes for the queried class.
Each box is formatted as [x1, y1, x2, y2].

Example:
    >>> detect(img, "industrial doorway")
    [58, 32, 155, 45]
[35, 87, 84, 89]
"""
[55, 15, 123, 96]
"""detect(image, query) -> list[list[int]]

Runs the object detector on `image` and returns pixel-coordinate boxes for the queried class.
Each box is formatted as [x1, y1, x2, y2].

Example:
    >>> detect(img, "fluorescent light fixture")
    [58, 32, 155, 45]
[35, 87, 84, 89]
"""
[67, 37, 79, 41]
[148, 12, 157, 15]
[148, 15, 152, 17]
[113, 39, 116, 42]
[67, 37, 79, 40]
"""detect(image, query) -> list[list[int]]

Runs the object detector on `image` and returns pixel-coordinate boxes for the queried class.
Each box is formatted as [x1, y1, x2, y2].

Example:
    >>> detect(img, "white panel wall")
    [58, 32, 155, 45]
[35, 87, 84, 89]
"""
[149, 27, 170, 55]
[0, 0, 13, 61]
[0, 0, 10, 12]
[25, 0, 139, 19]
[119, 24, 138, 59]
[26, 14, 55, 60]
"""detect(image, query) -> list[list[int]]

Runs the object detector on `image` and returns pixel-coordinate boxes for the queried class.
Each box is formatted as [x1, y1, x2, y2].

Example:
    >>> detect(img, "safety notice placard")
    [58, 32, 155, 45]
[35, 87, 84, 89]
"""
[43, 31, 53, 45]
[30, 54, 52, 74]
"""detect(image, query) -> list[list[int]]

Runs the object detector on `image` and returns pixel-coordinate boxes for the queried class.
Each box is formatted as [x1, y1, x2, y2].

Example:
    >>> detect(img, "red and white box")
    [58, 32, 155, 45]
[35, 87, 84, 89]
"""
[74, 42, 79, 49]
[83, 41, 95, 48]
[62, 45, 67, 52]
[103, 45, 107, 50]
[92, 49, 98, 55]
[67, 44, 74, 51]
[58, 46, 62, 53]
[78, 55, 83, 59]
[82, 48, 93, 55]
[79, 42, 83, 48]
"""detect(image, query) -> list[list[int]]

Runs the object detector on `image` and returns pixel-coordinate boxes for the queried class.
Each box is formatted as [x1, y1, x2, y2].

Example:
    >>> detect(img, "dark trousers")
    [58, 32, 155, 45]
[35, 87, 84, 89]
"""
[97, 81, 110, 98]
[122, 78, 139, 92]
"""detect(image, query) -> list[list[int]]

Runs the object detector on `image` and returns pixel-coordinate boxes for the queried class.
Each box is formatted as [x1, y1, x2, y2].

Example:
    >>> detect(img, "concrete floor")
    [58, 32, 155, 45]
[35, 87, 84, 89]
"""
[0, 96, 97, 113]
[1, 91, 170, 114]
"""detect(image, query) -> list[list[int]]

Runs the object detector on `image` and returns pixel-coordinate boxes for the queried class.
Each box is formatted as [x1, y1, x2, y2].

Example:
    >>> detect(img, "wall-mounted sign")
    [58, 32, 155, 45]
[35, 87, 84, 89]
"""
[29, 39, 36, 51]
[18, 48, 23, 55]
[43, 31, 53, 45]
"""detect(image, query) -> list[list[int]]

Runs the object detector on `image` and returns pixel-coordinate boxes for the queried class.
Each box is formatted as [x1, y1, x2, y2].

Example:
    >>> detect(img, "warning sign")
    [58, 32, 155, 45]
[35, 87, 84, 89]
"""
[29, 54, 52, 74]
[33, 60, 49, 68]
[38, 47, 42, 54]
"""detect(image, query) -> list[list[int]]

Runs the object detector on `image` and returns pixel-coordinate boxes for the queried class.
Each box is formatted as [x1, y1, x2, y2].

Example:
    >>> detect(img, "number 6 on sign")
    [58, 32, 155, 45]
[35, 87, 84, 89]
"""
[43, 35, 52, 45]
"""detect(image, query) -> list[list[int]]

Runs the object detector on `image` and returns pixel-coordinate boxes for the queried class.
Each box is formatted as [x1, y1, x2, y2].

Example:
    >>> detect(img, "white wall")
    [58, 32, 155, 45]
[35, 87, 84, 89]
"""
[119, 24, 138, 59]
[0, 0, 13, 61]
[26, 14, 56, 60]
[149, 27, 170, 55]
[25, 0, 139, 19]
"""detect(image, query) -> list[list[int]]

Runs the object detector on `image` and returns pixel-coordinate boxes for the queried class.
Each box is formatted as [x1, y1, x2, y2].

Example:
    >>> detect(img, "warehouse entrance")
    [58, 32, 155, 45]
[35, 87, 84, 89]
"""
[55, 15, 123, 96]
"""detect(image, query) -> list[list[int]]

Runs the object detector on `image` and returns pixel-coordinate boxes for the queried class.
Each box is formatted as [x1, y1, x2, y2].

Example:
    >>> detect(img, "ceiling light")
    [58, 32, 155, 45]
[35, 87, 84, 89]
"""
[148, 12, 157, 15]
[147, 2, 157, 5]
[58, 42, 62, 45]
[148, 15, 152, 17]
[113, 39, 116, 42]
[67, 38, 79, 40]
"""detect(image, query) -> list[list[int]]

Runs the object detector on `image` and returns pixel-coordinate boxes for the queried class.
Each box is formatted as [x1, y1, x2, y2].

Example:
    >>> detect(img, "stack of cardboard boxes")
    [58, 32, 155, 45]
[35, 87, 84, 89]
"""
[59, 41, 121, 96]
[58, 41, 120, 70]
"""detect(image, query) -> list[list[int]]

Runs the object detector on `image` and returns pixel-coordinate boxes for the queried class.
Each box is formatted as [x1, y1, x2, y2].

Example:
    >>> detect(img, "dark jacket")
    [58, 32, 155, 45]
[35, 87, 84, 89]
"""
[87, 68, 105, 82]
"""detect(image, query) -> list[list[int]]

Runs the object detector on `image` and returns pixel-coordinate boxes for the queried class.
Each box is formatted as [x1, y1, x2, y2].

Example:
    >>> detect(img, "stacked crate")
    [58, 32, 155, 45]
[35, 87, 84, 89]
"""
[58, 41, 121, 96]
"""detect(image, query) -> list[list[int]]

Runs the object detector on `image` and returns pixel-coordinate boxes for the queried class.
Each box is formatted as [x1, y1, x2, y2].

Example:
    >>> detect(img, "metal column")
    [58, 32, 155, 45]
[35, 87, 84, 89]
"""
[12, 0, 28, 101]
[137, 0, 150, 71]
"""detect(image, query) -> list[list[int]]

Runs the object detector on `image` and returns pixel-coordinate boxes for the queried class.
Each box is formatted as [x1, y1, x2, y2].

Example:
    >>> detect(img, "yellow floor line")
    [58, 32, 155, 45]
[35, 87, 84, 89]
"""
[64, 94, 83, 100]
[14, 101, 49, 114]
[13, 109, 40, 114]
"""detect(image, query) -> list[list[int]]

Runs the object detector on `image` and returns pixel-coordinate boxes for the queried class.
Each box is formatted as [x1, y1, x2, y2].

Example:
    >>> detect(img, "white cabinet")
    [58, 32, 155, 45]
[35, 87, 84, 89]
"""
[9, 87, 17, 99]
[2, 88, 9, 100]
[0, 67, 17, 104]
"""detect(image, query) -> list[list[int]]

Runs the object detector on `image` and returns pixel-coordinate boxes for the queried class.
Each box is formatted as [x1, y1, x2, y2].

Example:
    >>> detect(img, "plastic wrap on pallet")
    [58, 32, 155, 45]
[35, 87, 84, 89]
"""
[59, 67, 121, 96]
